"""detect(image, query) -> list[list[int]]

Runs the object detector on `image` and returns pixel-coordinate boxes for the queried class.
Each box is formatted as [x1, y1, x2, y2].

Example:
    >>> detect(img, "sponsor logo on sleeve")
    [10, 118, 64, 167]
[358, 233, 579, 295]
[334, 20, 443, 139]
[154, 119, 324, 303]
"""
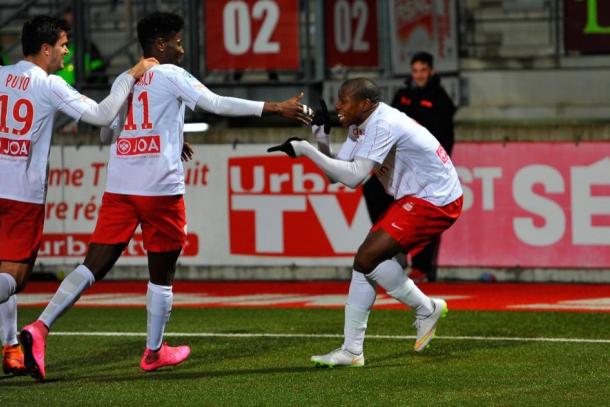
[436, 144, 449, 164]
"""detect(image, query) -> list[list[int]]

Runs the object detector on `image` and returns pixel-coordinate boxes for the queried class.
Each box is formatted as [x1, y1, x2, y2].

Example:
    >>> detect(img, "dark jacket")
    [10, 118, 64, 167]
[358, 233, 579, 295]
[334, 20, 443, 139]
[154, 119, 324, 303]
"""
[391, 75, 456, 155]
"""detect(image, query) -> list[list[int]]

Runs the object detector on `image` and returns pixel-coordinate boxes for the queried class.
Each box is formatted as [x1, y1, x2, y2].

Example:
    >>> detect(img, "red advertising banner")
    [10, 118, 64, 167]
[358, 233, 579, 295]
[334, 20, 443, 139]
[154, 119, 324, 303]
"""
[564, 0, 610, 54]
[228, 156, 369, 256]
[325, 0, 379, 68]
[205, 0, 300, 70]
[38, 144, 610, 268]
[39, 233, 200, 257]
[441, 142, 610, 268]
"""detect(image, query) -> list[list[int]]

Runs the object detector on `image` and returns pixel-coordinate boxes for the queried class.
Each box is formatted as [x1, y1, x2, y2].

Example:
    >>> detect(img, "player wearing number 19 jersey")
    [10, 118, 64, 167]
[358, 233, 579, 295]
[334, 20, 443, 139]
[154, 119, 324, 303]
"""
[0, 16, 157, 378]
[21, 11, 312, 380]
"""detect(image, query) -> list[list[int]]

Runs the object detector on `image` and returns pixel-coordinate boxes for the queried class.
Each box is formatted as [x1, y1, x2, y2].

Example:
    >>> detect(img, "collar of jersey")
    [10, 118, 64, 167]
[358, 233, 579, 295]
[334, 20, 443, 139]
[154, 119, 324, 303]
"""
[356, 103, 382, 132]
[18, 60, 46, 75]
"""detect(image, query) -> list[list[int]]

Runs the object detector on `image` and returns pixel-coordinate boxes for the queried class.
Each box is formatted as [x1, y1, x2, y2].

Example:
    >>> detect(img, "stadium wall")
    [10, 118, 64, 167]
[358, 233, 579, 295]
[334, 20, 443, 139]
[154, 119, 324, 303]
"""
[40, 128, 610, 282]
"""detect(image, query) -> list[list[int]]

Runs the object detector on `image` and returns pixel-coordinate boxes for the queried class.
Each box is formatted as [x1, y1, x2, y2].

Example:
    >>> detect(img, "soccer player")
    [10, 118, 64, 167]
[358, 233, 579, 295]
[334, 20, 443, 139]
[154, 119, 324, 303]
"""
[20, 11, 312, 381]
[0, 16, 157, 375]
[268, 78, 463, 367]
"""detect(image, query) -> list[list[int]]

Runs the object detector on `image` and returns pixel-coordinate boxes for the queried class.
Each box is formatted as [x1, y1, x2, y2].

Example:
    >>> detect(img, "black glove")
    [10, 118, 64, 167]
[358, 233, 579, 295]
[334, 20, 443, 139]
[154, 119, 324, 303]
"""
[312, 99, 331, 134]
[267, 137, 303, 158]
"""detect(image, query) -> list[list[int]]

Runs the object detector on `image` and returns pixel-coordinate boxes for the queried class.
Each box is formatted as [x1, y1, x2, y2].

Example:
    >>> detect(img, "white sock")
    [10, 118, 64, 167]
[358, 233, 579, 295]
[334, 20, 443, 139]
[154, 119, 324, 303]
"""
[367, 259, 434, 317]
[0, 295, 18, 346]
[342, 271, 376, 355]
[0, 273, 17, 304]
[39, 265, 96, 328]
[146, 281, 173, 351]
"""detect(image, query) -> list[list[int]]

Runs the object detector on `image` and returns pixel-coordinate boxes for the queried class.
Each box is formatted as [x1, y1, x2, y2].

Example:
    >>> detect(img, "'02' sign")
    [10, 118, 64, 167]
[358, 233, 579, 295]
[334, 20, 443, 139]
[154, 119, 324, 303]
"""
[228, 156, 371, 256]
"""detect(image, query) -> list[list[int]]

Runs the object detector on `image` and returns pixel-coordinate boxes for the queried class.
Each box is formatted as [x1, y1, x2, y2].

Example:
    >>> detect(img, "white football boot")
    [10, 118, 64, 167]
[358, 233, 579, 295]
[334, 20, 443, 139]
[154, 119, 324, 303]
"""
[311, 348, 365, 368]
[413, 298, 448, 352]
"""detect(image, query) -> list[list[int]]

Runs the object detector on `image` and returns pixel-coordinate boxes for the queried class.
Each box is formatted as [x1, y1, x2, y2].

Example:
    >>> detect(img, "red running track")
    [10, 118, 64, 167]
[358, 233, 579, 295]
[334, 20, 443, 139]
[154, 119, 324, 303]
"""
[17, 281, 610, 313]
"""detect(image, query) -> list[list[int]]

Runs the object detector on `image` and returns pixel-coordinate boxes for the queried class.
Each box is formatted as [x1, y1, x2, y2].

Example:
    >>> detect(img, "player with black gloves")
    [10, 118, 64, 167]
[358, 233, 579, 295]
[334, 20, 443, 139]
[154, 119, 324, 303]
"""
[268, 78, 463, 367]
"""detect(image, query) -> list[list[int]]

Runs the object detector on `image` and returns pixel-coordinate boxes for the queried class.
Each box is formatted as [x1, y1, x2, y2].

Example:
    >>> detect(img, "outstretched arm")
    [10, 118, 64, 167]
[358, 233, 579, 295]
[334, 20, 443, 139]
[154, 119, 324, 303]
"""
[261, 92, 312, 125]
[195, 86, 264, 117]
[268, 139, 375, 188]
[195, 88, 312, 125]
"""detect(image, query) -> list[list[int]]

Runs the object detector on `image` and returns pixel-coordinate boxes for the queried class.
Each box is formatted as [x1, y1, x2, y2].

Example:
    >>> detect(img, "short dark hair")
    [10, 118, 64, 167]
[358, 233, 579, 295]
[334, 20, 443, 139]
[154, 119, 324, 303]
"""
[340, 78, 381, 104]
[137, 12, 184, 54]
[21, 16, 70, 56]
[410, 51, 434, 68]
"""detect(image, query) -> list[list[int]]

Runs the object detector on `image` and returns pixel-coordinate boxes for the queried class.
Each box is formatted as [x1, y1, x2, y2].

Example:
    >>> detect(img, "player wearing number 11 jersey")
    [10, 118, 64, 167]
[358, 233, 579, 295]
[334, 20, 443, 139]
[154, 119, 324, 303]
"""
[0, 16, 156, 377]
[21, 11, 312, 381]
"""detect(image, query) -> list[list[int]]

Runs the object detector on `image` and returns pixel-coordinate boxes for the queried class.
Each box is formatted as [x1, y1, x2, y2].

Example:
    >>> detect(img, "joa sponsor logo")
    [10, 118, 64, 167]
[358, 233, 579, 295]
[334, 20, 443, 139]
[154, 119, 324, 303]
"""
[0, 137, 30, 157]
[116, 135, 161, 156]
[228, 156, 372, 257]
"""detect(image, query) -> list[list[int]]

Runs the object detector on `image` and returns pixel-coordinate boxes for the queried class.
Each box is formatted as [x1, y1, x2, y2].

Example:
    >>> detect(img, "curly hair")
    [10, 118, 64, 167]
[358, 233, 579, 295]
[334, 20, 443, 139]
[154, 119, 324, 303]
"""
[137, 12, 184, 54]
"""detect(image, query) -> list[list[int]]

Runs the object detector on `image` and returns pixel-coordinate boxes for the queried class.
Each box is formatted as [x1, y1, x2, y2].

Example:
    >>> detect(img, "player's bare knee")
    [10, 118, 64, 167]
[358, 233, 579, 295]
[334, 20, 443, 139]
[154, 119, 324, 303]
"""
[82, 259, 109, 281]
[84, 243, 125, 280]
[353, 252, 377, 274]
[9, 270, 30, 293]
[0, 261, 31, 292]
[14, 277, 28, 293]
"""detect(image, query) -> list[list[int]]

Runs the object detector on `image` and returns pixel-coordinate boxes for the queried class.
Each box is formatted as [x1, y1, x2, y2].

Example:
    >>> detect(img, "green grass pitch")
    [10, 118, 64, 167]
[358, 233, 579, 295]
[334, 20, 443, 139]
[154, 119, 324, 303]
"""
[2, 307, 610, 406]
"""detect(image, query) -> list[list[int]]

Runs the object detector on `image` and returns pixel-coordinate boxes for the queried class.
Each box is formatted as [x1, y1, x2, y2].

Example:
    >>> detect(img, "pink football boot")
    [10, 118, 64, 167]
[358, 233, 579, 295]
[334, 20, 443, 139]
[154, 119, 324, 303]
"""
[140, 342, 191, 372]
[19, 320, 49, 381]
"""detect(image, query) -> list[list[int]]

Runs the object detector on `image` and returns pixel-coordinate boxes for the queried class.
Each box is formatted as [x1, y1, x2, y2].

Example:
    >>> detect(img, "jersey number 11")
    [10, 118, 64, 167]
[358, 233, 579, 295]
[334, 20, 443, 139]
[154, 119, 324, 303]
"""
[123, 91, 153, 131]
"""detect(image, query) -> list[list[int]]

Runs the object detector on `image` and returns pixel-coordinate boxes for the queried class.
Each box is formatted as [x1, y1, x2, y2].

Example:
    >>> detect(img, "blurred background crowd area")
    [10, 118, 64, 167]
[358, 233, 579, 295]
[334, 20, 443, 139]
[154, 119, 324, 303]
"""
[1, 0, 609, 141]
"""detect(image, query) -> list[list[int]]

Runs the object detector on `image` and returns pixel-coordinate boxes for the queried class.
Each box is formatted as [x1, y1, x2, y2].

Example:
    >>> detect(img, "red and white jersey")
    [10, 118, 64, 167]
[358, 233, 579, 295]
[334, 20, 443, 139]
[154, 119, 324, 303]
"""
[336, 102, 462, 206]
[106, 64, 263, 196]
[0, 61, 94, 204]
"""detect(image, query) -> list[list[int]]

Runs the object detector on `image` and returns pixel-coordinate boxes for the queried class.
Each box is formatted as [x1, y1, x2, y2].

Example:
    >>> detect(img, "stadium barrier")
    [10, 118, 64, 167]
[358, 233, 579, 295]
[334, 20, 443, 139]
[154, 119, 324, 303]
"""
[36, 141, 610, 282]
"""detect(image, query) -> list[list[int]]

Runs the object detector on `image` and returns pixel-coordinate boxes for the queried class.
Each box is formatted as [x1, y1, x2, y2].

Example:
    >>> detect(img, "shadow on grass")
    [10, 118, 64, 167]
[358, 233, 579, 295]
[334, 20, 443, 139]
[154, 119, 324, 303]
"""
[1, 329, 532, 389]
[17, 336, 313, 383]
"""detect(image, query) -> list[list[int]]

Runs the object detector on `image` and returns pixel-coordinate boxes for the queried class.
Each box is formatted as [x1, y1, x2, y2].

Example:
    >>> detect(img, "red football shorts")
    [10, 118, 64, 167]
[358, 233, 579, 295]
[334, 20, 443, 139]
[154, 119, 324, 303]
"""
[371, 195, 463, 256]
[90, 192, 187, 252]
[0, 197, 45, 262]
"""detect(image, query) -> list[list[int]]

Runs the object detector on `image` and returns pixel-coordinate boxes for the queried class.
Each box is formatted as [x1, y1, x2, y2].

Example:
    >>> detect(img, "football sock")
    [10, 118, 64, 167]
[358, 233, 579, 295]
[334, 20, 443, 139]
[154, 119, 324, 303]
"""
[39, 264, 96, 328]
[368, 259, 434, 317]
[342, 271, 376, 355]
[0, 273, 17, 304]
[0, 295, 18, 346]
[146, 281, 173, 351]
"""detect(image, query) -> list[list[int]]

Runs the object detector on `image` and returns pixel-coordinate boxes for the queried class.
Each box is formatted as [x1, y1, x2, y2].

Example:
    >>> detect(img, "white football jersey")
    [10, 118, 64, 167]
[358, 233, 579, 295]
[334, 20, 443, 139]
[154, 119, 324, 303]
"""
[0, 61, 94, 204]
[105, 64, 263, 196]
[336, 102, 462, 206]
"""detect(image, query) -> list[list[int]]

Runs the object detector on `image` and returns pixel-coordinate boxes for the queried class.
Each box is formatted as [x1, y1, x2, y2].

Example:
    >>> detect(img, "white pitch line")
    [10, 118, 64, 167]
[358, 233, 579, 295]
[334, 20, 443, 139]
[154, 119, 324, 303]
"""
[50, 331, 610, 344]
